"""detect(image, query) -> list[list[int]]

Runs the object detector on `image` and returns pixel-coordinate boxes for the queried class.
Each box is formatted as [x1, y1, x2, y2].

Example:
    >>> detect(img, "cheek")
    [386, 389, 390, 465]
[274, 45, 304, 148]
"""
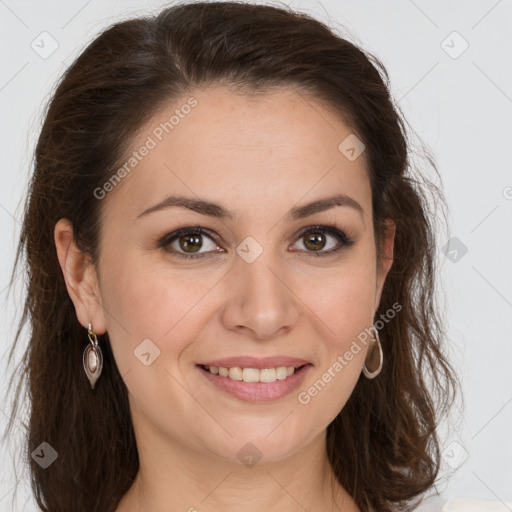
[98, 253, 201, 367]
[298, 255, 377, 396]
[296, 277, 374, 422]
[311, 280, 375, 378]
[306, 256, 378, 337]
[99, 252, 233, 385]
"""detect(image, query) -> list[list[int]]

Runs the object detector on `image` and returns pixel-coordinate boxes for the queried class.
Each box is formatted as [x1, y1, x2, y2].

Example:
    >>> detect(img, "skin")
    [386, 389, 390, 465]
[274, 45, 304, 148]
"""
[55, 86, 395, 512]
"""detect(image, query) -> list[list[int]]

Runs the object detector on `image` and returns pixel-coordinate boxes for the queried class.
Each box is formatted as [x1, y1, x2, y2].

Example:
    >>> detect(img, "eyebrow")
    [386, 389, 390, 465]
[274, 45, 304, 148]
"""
[136, 193, 364, 222]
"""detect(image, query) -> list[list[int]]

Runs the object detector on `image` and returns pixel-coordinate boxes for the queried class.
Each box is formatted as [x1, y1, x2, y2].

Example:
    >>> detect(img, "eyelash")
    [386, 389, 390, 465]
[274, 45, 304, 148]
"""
[156, 224, 355, 260]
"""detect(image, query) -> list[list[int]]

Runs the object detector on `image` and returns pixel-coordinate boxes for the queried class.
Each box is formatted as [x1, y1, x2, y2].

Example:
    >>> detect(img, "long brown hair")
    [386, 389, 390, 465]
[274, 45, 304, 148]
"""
[3, 2, 458, 511]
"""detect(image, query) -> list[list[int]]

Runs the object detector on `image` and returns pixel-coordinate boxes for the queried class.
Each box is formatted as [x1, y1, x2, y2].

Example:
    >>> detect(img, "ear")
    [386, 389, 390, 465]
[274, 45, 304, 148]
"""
[54, 218, 107, 335]
[374, 218, 395, 310]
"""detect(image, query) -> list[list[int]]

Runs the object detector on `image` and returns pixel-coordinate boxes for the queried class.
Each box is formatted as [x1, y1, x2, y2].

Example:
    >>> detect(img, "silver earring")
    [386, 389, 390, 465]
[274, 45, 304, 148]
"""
[362, 328, 383, 379]
[83, 322, 103, 389]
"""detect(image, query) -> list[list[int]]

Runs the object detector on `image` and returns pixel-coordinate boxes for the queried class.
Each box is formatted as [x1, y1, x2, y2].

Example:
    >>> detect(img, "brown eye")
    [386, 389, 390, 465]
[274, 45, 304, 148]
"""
[158, 227, 222, 259]
[178, 233, 203, 253]
[303, 231, 327, 252]
[292, 225, 355, 257]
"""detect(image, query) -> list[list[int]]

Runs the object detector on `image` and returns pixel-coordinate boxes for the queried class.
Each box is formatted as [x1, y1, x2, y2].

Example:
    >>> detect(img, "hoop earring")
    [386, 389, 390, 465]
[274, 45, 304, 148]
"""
[362, 328, 383, 379]
[83, 322, 103, 390]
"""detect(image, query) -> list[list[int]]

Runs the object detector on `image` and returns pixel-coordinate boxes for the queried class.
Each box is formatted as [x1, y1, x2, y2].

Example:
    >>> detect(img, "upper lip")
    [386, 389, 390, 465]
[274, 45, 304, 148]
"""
[197, 356, 312, 369]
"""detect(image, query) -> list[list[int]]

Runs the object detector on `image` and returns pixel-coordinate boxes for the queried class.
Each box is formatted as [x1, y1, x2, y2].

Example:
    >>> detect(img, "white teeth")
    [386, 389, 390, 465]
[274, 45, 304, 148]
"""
[276, 367, 288, 380]
[259, 368, 276, 383]
[228, 367, 243, 380]
[242, 368, 260, 383]
[203, 365, 300, 382]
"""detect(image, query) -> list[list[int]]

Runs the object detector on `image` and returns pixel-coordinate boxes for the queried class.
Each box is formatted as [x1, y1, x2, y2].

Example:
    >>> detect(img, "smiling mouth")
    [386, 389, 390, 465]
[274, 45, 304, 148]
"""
[197, 363, 309, 383]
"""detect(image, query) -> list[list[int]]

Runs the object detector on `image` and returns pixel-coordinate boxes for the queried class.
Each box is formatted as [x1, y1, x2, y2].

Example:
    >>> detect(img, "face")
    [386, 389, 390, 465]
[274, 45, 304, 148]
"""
[59, 86, 394, 465]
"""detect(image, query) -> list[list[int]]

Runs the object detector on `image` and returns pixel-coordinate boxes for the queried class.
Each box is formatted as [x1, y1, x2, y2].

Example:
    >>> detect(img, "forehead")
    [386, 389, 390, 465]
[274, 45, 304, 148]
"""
[101, 86, 371, 225]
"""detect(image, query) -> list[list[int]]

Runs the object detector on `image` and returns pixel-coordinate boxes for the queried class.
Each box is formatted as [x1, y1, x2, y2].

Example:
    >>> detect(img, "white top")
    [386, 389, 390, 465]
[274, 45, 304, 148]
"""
[414, 498, 512, 511]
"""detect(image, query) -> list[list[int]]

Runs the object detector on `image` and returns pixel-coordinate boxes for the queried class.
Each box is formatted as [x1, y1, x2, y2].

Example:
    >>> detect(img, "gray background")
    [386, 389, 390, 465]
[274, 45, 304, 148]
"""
[1, 0, 511, 510]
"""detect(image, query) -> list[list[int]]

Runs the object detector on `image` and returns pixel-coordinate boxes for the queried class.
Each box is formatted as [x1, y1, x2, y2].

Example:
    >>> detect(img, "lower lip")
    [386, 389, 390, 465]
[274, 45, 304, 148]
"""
[196, 364, 312, 403]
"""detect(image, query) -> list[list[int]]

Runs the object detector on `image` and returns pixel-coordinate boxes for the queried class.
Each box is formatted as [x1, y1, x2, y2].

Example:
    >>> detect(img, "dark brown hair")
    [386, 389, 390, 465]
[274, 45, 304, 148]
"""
[3, 1, 458, 511]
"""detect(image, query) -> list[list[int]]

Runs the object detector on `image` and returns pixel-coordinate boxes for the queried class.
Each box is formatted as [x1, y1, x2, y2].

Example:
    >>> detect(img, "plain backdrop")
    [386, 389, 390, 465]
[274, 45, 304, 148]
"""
[1, 0, 511, 511]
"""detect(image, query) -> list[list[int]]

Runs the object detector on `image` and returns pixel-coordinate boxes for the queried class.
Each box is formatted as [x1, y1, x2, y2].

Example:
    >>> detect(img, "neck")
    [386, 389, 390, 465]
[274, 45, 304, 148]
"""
[116, 424, 359, 512]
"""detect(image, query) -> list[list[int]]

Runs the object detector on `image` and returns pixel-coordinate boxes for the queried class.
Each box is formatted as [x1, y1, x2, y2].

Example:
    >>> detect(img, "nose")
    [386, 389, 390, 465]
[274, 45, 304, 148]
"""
[220, 245, 300, 340]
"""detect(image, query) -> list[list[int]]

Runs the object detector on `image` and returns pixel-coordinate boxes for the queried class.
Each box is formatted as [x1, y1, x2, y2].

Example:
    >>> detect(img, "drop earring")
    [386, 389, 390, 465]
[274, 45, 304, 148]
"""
[83, 322, 103, 389]
[362, 328, 383, 379]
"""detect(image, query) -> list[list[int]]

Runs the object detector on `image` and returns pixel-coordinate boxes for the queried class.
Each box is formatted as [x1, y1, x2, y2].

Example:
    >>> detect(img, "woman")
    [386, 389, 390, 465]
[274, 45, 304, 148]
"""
[4, 1, 457, 511]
